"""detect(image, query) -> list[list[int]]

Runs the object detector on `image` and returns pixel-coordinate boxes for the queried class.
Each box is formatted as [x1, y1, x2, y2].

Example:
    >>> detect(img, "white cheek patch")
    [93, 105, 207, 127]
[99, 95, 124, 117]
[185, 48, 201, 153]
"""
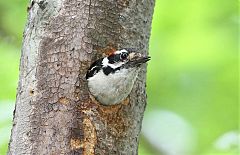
[102, 57, 109, 67]
[108, 62, 125, 69]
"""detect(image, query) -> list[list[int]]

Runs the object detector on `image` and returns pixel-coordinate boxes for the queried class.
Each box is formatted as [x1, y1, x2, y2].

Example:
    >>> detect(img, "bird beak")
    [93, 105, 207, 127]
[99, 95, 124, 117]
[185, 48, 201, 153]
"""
[127, 52, 150, 67]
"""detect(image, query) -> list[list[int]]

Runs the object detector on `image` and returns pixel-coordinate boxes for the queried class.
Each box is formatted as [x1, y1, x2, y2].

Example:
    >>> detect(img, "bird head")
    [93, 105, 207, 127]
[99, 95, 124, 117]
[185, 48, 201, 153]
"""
[103, 48, 150, 69]
[86, 48, 150, 79]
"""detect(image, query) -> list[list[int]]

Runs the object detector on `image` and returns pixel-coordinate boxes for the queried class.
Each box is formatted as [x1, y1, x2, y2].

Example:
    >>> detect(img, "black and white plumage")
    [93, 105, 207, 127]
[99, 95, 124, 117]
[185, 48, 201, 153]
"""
[86, 49, 150, 105]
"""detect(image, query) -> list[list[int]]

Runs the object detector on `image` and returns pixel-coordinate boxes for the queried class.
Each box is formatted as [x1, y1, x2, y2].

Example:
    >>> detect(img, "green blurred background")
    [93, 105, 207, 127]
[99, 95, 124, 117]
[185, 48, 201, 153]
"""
[0, 0, 238, 155]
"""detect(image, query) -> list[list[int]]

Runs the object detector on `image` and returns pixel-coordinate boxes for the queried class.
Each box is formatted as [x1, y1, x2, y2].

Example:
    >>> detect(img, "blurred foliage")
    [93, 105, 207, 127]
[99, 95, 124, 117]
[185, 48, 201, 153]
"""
[0, 0, 238, 155]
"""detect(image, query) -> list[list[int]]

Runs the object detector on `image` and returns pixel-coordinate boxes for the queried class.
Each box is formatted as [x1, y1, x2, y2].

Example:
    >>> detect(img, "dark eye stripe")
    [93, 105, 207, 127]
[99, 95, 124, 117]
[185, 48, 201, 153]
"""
[108, 54, 121, 64]
[108, 51, 129, 64]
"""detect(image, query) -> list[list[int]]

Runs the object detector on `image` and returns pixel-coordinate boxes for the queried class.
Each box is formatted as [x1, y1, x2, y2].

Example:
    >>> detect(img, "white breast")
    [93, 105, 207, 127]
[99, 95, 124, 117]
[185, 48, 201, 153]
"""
[87, 68, 139, 105]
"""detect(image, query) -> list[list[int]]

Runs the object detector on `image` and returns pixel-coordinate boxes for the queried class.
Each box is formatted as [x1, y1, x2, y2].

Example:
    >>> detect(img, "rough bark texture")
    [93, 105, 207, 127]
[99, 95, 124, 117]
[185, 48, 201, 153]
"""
[8, 0, 155, 154]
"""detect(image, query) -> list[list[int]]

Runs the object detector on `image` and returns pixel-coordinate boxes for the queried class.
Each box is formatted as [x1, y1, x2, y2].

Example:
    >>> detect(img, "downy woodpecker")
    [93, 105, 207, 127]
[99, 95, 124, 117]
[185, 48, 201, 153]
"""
[86, 49, 150, 105]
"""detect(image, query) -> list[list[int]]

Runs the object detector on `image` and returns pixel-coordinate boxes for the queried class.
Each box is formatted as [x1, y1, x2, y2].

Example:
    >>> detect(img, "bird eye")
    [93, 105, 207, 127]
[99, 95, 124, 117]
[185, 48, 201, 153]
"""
[120, 52, 128, 60]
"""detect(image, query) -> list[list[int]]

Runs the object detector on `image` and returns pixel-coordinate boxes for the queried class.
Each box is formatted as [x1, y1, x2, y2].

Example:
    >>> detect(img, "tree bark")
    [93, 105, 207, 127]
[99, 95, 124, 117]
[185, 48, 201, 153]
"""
[8, 0, 155, 154]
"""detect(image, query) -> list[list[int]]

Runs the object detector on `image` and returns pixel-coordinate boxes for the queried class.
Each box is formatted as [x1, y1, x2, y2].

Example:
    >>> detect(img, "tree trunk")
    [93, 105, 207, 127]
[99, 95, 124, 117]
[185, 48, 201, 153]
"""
[8, 0, 155, 154]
